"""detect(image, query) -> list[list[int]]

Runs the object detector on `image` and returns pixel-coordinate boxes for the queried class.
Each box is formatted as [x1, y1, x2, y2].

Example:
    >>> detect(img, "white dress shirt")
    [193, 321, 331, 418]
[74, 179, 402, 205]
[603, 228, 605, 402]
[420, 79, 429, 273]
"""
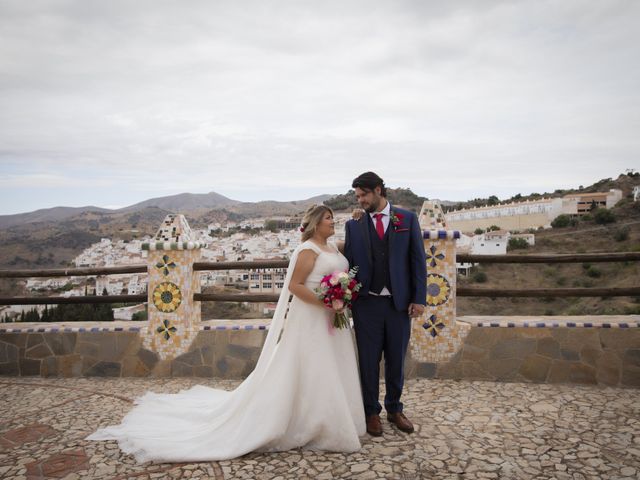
[368, 201, 391, 233]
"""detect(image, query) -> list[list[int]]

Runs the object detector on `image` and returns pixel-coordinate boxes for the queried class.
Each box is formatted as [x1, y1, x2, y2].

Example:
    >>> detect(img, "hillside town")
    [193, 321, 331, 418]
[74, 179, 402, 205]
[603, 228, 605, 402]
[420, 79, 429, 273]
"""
[1, 186, 633, 321]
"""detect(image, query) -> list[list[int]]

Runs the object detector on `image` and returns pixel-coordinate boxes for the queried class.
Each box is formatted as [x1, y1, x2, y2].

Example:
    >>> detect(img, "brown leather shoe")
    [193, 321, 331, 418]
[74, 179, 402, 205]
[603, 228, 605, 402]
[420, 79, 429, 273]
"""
[366, 414, 383, 437]
[387, 412, 414, 434]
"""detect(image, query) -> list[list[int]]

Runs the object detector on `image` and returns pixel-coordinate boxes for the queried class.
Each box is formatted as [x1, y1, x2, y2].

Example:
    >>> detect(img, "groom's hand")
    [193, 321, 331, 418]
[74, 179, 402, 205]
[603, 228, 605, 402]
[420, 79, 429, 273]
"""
[408, 303, 424, 318]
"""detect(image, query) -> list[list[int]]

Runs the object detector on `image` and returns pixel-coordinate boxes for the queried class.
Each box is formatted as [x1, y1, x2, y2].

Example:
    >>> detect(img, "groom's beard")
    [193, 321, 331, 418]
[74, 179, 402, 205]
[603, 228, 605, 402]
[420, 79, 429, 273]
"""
[363, 198, 383, 213]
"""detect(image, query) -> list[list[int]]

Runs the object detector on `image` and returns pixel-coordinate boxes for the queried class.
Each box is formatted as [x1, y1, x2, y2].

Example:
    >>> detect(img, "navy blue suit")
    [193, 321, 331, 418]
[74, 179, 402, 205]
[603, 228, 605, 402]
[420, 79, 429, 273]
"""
[344, 205, 427, 416]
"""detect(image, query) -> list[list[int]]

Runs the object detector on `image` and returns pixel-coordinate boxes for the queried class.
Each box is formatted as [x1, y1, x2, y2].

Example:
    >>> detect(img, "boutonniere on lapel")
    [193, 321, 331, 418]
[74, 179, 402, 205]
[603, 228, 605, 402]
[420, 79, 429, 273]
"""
[390, 211, 408, 232]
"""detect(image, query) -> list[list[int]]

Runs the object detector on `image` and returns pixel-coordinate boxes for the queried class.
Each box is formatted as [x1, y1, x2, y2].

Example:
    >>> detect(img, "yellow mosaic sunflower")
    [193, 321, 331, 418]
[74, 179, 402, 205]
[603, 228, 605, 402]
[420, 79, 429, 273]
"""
[426, 274, 450, 306]
[152, 282, 182, 313]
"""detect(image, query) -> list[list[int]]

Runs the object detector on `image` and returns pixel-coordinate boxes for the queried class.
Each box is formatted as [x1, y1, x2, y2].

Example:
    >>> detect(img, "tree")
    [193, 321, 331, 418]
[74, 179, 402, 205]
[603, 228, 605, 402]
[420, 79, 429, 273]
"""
[489, 225, 501, 231]
[487, 195, 499, 206]
[474, 228, 484, 235]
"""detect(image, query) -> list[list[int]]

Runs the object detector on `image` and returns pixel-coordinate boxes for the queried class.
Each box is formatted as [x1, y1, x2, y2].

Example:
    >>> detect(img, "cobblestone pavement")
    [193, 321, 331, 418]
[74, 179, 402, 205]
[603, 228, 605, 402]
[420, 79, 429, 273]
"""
[0, 377, 638, 479]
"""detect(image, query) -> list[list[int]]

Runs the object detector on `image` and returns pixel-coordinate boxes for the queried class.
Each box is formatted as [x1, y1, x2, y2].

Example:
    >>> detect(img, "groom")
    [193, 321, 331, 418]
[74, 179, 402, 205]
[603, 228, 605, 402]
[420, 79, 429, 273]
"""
[344, 171, 427, 436]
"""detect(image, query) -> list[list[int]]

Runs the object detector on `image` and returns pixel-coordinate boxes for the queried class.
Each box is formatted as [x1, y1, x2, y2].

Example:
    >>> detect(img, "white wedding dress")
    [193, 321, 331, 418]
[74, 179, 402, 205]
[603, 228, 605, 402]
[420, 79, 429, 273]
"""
[87, 240, 365, 462]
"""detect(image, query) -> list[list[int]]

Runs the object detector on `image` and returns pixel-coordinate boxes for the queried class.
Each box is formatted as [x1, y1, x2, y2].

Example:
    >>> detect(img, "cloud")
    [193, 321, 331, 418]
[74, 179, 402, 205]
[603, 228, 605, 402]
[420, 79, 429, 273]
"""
[0, 0, 638, 214]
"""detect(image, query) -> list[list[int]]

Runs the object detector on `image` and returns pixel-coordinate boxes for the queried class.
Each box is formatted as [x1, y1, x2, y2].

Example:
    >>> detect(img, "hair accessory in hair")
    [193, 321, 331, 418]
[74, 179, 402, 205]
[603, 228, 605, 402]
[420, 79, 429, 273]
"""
[300, 226, 305, 232]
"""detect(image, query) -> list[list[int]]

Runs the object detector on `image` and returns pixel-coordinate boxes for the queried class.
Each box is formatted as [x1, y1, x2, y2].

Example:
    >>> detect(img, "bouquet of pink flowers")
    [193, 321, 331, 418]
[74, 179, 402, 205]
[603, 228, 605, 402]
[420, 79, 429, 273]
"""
[315, 267, 361, 329]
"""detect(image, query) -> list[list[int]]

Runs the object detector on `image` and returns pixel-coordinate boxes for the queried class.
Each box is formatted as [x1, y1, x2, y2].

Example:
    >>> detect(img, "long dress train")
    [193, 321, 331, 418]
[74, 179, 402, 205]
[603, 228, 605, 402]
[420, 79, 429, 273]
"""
[87, 240, 365, 462]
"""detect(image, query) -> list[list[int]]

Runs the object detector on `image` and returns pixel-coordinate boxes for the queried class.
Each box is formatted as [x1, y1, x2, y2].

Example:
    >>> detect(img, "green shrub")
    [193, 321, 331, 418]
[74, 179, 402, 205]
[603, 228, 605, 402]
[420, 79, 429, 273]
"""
[593, 208, 616, 224]
[131, 309, 148, 321]
[581, 213, 593, 222]
[586, 266, 602, 278]
[551, 214, 571, 228]
[474, 228, 484, 234]
[613, 226, 630, 242]
[472, 271, 488, 283]
[508, 238, 529, 250]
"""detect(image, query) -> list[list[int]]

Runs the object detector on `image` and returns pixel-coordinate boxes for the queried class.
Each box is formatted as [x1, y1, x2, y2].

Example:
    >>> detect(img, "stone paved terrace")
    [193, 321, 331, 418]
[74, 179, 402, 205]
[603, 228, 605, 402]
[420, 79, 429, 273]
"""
[1, 378, 639, 479]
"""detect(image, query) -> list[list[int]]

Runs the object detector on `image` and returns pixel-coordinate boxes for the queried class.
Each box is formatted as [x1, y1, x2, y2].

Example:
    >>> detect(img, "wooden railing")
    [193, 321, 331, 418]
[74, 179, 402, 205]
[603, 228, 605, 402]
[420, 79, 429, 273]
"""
[0, 252, 639, 306]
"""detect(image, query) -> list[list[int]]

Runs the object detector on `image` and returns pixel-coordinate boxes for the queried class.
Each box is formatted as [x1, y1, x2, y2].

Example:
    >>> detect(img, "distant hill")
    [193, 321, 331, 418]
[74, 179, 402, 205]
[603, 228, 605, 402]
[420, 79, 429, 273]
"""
[0, 206, 111, 229]
[118, 191, 240, 213]
[0, 192, 336, 230]
[0, 173, 637, 275]
[324, 188, 428, 213]
[445, 172, 640, 212]
[0, 192, 337, 269]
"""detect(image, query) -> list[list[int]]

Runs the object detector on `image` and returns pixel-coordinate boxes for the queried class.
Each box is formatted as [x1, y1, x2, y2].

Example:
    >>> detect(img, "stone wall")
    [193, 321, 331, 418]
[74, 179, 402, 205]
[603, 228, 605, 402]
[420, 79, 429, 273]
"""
[407, 326, 640, 387]
[0, 328, 267, 379]
[2, 319, 639, 387]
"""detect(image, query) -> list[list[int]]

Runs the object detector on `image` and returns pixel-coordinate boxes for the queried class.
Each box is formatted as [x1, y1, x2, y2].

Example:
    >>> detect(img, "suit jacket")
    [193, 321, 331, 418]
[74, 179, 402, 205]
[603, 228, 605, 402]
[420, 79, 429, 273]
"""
[344, 204, 427, 311]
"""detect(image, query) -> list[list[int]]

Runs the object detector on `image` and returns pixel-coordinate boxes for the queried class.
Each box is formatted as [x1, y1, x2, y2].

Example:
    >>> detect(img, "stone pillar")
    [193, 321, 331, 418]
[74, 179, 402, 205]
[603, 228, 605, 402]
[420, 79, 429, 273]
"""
[141, 215, 206, 361]
[410, 201, 470, 364]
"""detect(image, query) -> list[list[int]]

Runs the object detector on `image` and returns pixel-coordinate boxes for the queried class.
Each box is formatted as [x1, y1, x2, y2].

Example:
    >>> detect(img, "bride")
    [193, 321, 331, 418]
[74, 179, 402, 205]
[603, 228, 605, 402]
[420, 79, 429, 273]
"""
[87, 205, 366, 462]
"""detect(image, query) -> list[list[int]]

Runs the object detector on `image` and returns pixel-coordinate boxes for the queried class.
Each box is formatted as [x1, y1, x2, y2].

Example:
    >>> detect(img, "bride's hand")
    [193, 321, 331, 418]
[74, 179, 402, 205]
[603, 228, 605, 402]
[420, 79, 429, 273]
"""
[351, 208, 365, 220]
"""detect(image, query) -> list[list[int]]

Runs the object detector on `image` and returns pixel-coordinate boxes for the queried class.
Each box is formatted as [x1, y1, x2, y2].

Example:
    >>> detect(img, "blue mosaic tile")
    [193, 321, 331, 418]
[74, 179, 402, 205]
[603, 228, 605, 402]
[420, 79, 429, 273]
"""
[37, 328, 45, 332]
[567, 322, 576, 327]
[438, 230, 447, 239]
[114, 327, 123, 331]
[50, 328, 59, 332]
[0, 329, 5, 333]
[602, 323, 611, 328]
[78, 328, 86, 332]
[507, 322, 515, 327]
[551, 323, 559, 328]
[453, 231, 461, 239]
[27, 328, 34, 333]
[64, 328, 73, 332]
[584, 322, 593, 328]
[490, 322, 499, 327]
[203, 325, 211, 330]
[259, 325, 266, 330]
[620, 323, 629, 328]
[523, 322, 529, 328]
[232, 326, 240, 330]
[244, 326, 253, 330]
[536, 323, 545, 328]
[216, 326, 226, 330]
[129, 327, 140, 332]
[12, 328, 21, 332]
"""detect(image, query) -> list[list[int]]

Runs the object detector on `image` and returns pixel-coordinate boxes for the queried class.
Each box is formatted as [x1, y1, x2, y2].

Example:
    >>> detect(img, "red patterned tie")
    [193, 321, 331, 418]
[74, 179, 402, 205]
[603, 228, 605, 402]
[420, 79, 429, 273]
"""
[373, 213, 385, 240]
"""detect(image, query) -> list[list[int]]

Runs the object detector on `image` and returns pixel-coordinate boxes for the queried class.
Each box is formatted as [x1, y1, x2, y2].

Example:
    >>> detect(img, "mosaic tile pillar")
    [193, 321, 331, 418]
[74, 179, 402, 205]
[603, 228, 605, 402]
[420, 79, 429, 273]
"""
[140, 215, 207, 361]
[410, 202, 470, 363]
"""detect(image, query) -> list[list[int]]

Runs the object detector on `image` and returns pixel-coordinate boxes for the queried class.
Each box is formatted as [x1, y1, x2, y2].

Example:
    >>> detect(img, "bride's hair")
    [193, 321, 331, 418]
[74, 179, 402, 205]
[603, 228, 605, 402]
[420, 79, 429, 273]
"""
[300, 205, 333, 241]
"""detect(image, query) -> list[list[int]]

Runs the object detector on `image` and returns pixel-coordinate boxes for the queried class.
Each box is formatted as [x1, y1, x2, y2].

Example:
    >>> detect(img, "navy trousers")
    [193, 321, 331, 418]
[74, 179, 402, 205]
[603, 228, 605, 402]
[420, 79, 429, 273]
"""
[352, 295, 411, 417]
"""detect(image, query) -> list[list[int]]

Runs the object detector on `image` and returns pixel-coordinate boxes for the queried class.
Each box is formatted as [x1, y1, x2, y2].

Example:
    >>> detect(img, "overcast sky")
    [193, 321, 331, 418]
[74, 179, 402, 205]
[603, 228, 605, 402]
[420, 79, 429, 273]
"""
[0, 0, 638, 215]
